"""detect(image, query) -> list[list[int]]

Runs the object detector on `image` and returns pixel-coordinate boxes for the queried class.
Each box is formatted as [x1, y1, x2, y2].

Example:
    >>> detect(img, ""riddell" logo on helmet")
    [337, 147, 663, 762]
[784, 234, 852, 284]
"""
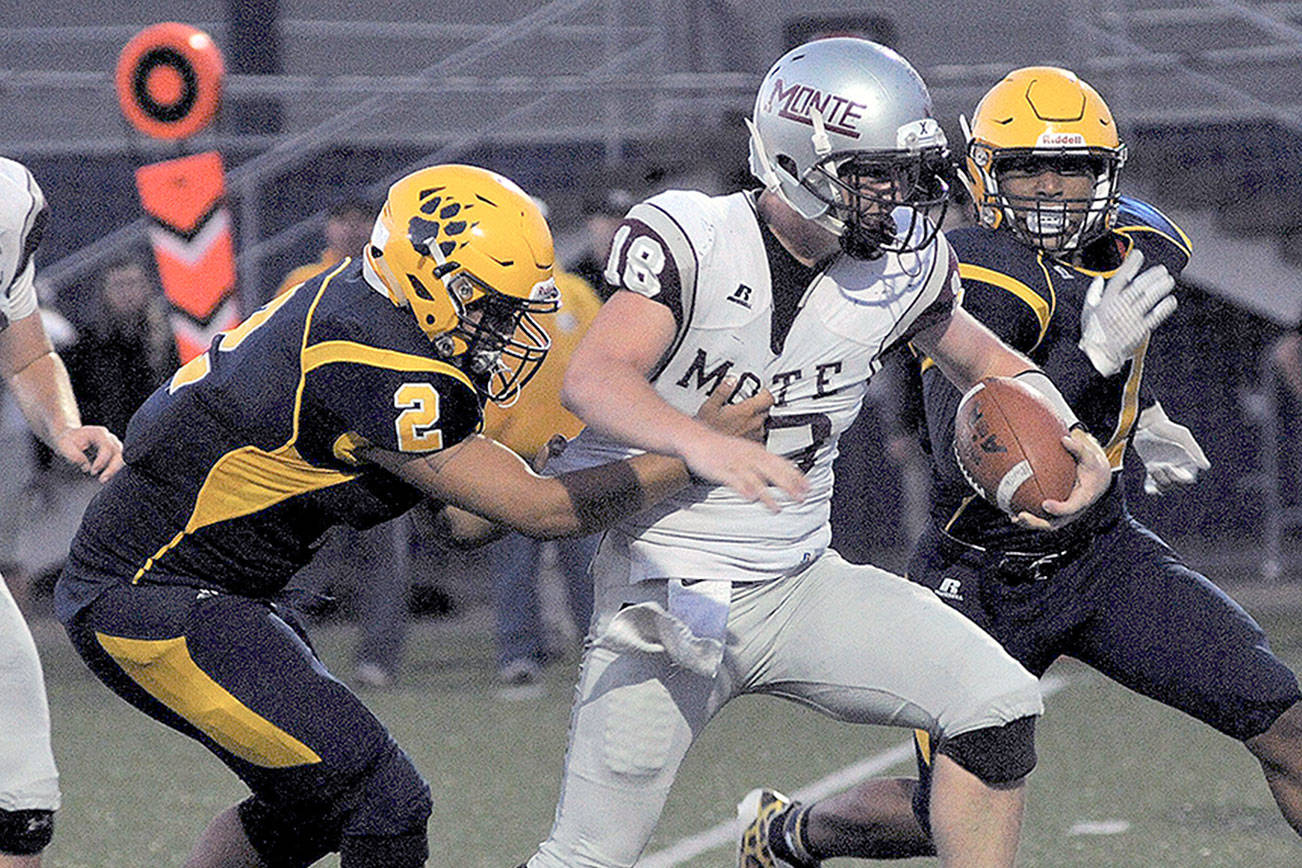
[1036, 132, 1086, 147]
[764, 77, 867, 138]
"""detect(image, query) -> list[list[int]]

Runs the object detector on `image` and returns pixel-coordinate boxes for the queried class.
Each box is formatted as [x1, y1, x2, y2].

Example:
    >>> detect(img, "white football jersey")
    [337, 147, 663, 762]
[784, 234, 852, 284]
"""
[0, 157, 45, 328]
[552, 189, 959, 581]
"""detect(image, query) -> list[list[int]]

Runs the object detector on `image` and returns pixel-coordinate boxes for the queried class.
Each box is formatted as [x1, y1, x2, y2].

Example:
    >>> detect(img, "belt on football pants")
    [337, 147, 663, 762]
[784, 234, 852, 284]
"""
[934, 485, 1126, 585]
[933, 527, 1093, 586]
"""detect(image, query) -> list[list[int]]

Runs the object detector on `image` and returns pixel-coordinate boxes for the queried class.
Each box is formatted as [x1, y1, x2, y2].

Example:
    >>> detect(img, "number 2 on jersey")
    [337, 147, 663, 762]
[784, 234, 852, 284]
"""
[393, 382, 444, 452]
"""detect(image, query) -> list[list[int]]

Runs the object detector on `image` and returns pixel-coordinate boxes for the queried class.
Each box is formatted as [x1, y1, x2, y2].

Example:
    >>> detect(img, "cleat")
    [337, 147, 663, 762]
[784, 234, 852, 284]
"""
[737, 787, 817, 868]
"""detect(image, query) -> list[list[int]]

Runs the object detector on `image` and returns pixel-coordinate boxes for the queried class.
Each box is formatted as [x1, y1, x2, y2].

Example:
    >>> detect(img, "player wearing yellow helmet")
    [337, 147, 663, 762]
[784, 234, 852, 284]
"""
[739, 67, 1302, 867]
[54, 163, 794, 868]
[364, 164, 560, 403]
[963, 66, 1126, 253]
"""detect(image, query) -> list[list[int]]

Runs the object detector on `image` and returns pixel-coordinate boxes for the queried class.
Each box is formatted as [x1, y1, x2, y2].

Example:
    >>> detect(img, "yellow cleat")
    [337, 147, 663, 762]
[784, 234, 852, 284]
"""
[736, 787, 816, 868]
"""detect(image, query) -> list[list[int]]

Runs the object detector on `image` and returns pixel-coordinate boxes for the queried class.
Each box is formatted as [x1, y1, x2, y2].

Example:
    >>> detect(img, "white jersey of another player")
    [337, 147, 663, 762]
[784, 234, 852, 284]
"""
[0, 156, 46, 326]
[553, 188, 958, 581]
[0, 156, 61, 831]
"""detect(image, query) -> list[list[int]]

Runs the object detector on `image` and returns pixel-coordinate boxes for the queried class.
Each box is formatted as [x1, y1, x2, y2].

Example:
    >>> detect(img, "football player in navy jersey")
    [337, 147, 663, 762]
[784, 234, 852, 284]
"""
[741, 67, 1302, 866]
[53, 164, 791, 868]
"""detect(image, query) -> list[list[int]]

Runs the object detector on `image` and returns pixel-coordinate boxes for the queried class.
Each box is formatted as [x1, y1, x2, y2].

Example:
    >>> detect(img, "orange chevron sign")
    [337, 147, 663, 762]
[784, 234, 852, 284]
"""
[136, 151, 241, 362]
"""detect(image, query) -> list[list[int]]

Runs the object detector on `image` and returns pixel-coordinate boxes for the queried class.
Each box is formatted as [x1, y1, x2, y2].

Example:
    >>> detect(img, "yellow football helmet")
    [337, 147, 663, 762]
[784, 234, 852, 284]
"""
[364, 164, 560, 404]
[964, 66, 1126, 252]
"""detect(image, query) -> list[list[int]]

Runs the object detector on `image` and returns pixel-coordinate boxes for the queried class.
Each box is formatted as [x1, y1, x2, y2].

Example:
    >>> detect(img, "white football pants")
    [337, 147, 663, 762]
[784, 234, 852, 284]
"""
[527, 539, 1040, 867]
[0, 577, 59, 812]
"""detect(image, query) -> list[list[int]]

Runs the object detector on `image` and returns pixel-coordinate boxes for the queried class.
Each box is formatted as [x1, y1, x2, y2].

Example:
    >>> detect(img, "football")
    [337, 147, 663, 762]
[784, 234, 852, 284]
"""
[953, 376, 1076, 519]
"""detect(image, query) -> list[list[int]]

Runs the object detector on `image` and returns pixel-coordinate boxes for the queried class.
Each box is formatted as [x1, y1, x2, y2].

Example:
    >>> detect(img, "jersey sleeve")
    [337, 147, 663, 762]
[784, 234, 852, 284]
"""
[1115, 197, 1192, 279]
[899, 232, 961, 344]
[0, 160, 46, 325]
[602, 195, 705, 330]
[948, 230, 1048, 353]
[303, 361, 482, 457]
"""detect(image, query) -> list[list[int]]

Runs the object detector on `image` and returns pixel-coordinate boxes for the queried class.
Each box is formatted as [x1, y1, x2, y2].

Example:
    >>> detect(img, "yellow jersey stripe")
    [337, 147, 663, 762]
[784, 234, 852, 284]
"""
[95, 632, 322, 768]
[943, 494, 980, 533]
[168, 352, 211, 394]
[1117, 223, 1193, 260]
[959, 263, 1051, 344]
[1105, 338, 1146, 467]
[914, 729, 933, 766]
[301, 340, 473, 391]
[185, 444, 353, 533]
[290, 266, 346, 445]
[133, 445, 355, 583]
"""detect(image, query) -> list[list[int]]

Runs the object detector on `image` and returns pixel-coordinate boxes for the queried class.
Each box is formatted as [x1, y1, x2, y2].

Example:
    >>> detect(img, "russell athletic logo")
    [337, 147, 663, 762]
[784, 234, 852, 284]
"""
[936, 577, 964, 601]
[763, 77, 868, 138]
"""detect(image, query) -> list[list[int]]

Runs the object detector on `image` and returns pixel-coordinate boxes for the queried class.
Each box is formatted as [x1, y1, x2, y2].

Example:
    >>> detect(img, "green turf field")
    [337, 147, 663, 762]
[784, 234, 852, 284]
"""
[33, 580, 1302, 867]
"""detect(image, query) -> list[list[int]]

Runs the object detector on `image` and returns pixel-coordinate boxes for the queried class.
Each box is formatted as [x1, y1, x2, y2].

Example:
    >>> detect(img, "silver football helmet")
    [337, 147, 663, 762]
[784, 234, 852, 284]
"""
[748, 38, 950, 259]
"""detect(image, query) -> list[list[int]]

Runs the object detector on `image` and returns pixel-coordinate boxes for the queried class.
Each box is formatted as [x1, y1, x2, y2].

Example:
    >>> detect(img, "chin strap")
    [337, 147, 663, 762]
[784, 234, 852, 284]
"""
[745, 117, 783, 193]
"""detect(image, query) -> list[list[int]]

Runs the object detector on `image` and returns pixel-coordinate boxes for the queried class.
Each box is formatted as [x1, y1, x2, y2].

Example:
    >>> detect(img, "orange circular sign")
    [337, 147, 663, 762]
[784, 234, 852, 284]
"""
[116, 22, 224, 140]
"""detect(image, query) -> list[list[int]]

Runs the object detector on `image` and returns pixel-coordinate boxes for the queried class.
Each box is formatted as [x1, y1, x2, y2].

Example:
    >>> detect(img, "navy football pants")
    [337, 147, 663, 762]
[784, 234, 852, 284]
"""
[905, 512, 1300, 832]
[63, 581, 430, 867]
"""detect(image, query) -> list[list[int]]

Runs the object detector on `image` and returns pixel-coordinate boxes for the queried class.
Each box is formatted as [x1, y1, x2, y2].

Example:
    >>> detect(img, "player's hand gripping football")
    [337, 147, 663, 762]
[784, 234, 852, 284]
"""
[54, 424, 124, 481]
[685, 378, 808, 512]
[1011, 427, 1111, 531]
[1078, 248, 1177, 377]
[1132, 401, 1210, 495]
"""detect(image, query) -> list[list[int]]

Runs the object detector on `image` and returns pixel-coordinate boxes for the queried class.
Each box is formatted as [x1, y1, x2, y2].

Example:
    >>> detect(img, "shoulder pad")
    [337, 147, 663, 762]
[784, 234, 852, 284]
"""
[633, 189, 730, 258]
[947, 226, 1048, 288]
[1115, 196, 1192, 275]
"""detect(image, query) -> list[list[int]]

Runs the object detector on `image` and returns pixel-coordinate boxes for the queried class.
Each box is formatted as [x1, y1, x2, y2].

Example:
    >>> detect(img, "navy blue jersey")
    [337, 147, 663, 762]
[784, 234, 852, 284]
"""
[919, 197, 1191, 551]
[59, 259, 482, 616]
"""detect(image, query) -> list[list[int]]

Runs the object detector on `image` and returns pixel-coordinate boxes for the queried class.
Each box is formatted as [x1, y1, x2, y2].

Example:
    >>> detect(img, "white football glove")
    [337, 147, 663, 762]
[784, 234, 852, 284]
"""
[1132, 401, 1210, 495]
[1078, 248, 1178, 377]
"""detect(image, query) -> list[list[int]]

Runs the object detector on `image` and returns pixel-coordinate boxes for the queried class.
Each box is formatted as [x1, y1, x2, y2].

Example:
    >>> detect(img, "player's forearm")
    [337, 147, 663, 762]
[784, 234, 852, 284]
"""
[6, 350, 82, 449]
[921, 308, 1080, 428]
[918, 308, 1035, 390]
[510, 453, 690, 539]
[380, 435, 691, 540]
[561, 359, 713, 463]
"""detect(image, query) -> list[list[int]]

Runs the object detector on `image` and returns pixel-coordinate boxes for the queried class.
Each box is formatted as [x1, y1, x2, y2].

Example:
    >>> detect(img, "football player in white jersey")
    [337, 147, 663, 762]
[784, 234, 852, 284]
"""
[0, 157, 123, 866]
[521, 39, 1112, 868]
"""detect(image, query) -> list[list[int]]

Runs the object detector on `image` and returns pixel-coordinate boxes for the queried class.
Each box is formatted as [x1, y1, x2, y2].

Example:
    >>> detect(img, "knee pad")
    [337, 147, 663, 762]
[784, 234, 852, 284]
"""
[337, 746, 430, 868]
[0, 808, 54, 856]
[344, 744, 432, 840]
[238, 796, 341, 868]
[937, 715, 1037, 785]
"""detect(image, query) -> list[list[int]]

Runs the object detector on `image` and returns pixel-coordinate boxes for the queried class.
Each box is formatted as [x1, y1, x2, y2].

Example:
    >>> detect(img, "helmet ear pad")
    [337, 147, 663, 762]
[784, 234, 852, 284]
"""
[403, 270, 462, 338]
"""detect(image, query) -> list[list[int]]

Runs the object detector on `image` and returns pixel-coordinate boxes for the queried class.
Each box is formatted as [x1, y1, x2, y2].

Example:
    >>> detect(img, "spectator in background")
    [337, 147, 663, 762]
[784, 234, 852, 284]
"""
[481, 265, 604, 688]
[274, 194, 414, 689]
[65, 258, 178, 438]
[567, 187, 636, 300]
[276, 197, 375, 297]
